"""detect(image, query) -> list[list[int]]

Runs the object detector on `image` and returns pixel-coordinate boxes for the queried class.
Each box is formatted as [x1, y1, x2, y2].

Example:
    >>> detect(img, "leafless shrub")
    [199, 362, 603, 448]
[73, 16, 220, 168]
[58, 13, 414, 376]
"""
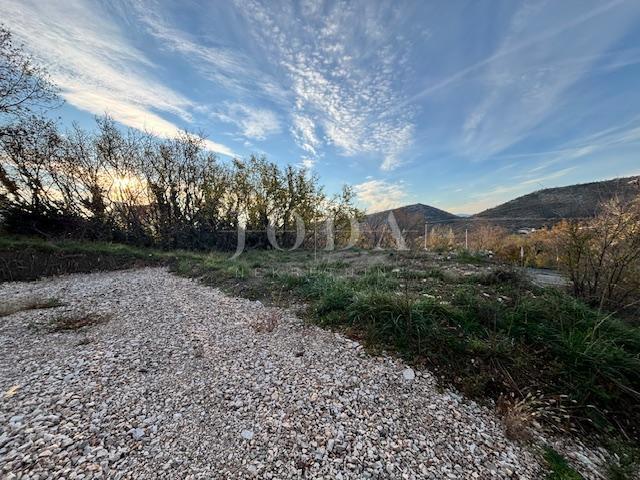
[468, 225, 508, 253]
[426, 226, 456, 252]
[553, 194, 640, 310]
[0, 26, 59, 120]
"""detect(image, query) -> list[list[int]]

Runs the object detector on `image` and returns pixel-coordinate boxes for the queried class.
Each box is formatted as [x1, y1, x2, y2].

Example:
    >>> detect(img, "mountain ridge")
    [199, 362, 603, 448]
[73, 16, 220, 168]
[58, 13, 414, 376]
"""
[474, 175, 640, 219]
[362, 176, 640, 232]
[364, 203, 459, 232]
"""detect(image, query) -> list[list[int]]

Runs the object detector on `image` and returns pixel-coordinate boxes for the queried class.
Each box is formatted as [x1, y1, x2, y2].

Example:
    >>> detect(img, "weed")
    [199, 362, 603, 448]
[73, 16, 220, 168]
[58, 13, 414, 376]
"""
[455, 250, 488, 265]
[543, 448, 584, 480]
[604, 438, 640, 480]
[476, 267, 530, 287]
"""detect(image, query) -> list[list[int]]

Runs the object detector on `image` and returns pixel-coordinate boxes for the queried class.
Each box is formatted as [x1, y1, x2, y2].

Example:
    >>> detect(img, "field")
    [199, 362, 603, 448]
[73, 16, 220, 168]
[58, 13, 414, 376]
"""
[2, 236, 639, 476]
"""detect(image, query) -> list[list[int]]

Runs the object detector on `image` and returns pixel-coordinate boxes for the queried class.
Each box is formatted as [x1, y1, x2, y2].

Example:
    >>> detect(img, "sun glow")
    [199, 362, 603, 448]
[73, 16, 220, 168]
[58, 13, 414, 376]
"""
[106, 173, 148, 204]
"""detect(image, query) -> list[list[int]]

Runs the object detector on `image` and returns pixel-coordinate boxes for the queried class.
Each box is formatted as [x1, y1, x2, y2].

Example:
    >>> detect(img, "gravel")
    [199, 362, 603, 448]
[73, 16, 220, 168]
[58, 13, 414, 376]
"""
[0, 268, 604, 478]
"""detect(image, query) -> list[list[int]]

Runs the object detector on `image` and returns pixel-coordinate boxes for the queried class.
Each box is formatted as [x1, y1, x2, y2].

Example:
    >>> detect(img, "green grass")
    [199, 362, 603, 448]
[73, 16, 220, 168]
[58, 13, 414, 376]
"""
[543, 448, 584, 480]
[455, 249, 489, 265]
[604, 438, 640, 479]
[240, 264, 640, 441]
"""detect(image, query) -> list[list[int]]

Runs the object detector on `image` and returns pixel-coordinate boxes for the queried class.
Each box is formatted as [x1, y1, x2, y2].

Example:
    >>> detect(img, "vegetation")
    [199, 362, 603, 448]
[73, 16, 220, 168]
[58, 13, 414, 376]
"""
[277, 266, 640, 442]
[49, 311, 109, 332]
[543, 448, 584, 480]
[605, 439, 640, 480]
[458, 195, 640, 318]
[0, 115, 359, 249]
[0, 26, 59, 120]
[3, 236, 639, 448]
[554, 196, 640, 312]
[0, 27, 360, 251]
[2, 23, 640, 478]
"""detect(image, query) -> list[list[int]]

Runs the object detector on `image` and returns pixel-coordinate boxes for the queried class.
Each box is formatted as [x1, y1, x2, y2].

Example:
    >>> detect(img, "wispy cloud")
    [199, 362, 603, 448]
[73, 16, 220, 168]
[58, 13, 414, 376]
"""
[517, 116, 640, 173]
[2, 0, 235, 156]
[212, 103, 281, 141]
[236, 0, 416, 170]
[459, 0, 639, 160]
[3, 0, 639, 207]
[354, 179, 409, 213]
[128, 1, 288, 102]
[291, 114, 320, 156]
[299, 157, 316, 170]
[411, 0, 628, 102]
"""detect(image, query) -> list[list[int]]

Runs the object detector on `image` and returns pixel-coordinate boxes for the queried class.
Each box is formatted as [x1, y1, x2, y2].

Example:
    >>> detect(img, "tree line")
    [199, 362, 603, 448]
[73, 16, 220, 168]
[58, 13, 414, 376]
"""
[0, 26, 360, 250]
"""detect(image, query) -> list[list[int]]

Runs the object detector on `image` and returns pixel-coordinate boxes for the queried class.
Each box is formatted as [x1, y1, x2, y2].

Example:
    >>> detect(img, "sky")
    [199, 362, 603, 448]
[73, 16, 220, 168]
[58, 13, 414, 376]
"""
[2, 0, 640, 214]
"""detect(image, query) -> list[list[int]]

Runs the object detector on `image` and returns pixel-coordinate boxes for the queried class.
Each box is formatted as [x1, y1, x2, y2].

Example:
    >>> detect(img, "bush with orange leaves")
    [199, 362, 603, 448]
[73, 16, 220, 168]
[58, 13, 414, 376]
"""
[467, 225, 558, 268]
[552, 194, 640, 311]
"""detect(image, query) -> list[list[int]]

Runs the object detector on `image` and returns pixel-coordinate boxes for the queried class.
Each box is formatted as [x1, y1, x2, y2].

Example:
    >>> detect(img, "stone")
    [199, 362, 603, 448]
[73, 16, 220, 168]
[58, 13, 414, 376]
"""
[402, 368, 415, 381]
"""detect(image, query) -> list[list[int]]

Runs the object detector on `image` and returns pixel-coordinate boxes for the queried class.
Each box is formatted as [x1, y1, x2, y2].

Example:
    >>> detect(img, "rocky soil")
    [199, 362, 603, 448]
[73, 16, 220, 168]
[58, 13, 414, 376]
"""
[0, 268, 605, 479]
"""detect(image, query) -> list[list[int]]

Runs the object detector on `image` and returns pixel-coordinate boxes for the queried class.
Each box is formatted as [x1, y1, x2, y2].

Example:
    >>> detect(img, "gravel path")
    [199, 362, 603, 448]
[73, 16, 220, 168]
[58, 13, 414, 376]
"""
[0, 268, 550, 479]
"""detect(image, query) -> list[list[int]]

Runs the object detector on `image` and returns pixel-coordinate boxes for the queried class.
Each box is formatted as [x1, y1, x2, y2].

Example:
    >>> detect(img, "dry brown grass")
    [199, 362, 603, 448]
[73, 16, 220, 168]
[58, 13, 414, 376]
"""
[497, 393, 572, 441]
[497, 394, 540, 441]
[0, 296, 64, 317]
[49, 311, 110, 332]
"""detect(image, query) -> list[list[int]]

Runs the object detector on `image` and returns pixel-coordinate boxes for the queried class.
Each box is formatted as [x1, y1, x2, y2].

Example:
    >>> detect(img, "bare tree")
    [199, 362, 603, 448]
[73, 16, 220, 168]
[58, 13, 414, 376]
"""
[554, 193, 640, 310]
[0, 26, 59, 122]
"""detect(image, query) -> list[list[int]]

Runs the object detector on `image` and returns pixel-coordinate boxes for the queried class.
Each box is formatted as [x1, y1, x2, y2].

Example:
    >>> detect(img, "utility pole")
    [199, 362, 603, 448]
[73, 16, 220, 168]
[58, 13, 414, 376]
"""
[314, 226, 317, 263]
[424, 223, 428, 250]
[465, 229, 468, 250]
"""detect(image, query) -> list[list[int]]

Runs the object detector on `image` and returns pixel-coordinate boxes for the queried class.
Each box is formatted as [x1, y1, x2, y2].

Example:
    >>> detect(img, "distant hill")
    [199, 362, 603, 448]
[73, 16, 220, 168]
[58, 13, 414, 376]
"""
[364, 203, 459, 233]
[475, 176, 640, 220]
[362, 177, 640, 236]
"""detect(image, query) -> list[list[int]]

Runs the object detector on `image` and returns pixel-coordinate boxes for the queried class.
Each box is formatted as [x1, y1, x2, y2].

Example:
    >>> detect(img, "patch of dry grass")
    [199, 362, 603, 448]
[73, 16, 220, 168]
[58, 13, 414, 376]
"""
[497, 393, 571, 441]
[0, 296, 64, 317]
[49, 311, 110, 332]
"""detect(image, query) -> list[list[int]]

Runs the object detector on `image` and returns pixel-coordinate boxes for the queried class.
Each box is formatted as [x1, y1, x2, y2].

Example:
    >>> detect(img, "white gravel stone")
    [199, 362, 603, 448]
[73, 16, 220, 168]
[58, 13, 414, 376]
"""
[0, 268, 606, 478]
[402, 368, 415, 381]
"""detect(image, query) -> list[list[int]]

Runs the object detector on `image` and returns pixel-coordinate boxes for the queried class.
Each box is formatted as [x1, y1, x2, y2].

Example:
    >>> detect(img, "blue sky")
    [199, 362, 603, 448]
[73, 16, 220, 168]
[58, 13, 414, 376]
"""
[3, 0, 640, 214]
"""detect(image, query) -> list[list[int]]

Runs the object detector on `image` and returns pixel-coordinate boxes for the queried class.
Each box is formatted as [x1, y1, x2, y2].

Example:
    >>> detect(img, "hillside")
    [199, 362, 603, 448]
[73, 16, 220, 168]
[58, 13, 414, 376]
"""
[475, 176, 640, 220]
[364, 203, 459, 232]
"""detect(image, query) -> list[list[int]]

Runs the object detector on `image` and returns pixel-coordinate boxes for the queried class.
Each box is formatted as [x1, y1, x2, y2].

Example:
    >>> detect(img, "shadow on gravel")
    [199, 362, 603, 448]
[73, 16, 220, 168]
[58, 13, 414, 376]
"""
[48, 311, 111, 332]
[0, 296, 64, 317]
[0, 249, 159, 282]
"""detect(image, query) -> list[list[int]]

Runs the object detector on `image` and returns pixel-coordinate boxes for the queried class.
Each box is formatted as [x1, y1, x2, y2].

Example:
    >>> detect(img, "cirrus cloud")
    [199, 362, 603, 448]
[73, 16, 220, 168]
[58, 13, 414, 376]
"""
[2, 0, 235, 157]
